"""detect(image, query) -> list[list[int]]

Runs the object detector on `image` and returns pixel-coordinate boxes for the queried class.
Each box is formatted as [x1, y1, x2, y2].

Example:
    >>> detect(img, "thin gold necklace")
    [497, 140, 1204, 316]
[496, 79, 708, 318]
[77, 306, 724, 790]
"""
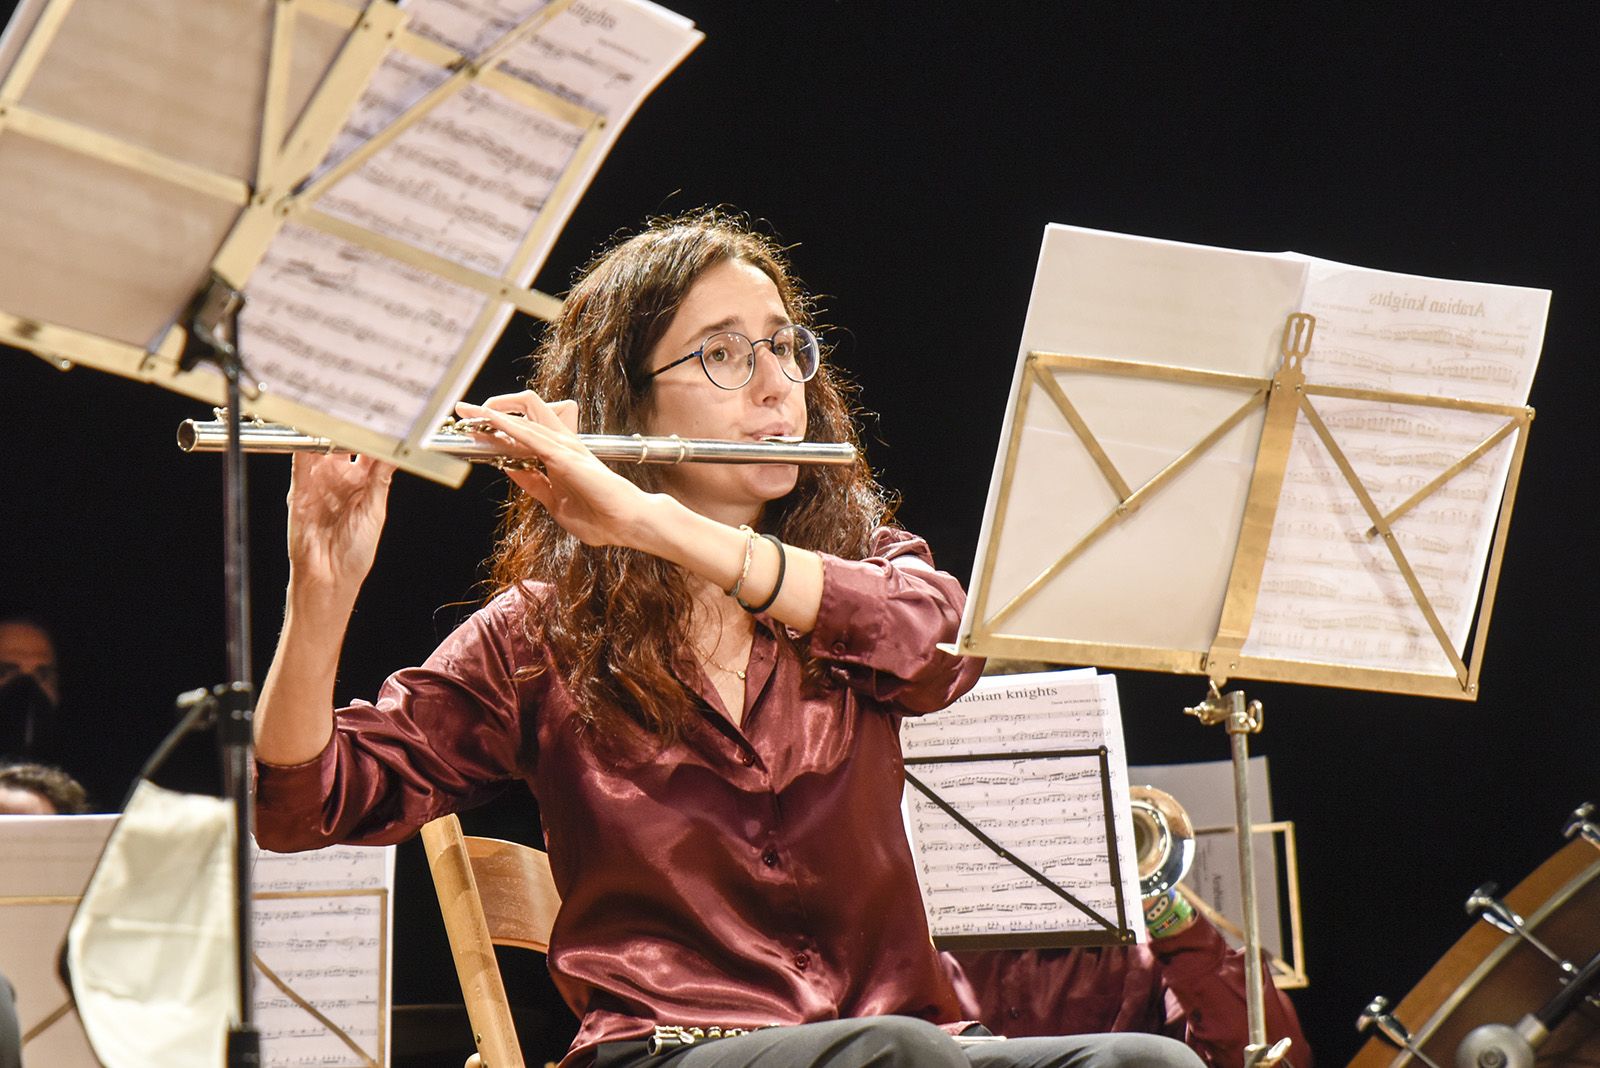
[701, 648, 748, 681]
[698, 630, 752, 681]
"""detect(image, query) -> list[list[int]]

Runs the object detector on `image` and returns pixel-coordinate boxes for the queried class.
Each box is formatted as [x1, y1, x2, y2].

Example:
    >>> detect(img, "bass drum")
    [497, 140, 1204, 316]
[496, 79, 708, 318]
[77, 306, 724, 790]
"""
[1349, 835, 1599, 1067]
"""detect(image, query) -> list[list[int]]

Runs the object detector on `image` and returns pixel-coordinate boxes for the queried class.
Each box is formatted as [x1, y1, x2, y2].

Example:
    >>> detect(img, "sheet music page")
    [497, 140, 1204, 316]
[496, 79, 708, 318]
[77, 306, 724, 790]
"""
[899, 670, 1145, 945]
[242, 221, 491, 436]
[1244, 260, 1551, 676]
[960, 222, 1551, 693]
[960, 224, 1308, 658]
[241, 0, 700, 443]
[0, 815, 117, 1068]
[253, 844, 396, 1067]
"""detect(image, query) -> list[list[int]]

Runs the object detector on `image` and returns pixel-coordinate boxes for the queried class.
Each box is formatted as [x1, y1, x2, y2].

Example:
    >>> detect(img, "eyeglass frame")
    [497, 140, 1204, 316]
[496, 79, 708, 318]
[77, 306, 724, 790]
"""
[645, 323, 820, 391]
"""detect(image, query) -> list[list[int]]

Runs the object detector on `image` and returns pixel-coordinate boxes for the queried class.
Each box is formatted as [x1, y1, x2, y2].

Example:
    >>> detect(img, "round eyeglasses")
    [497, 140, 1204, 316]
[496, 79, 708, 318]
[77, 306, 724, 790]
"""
[647, 324, 820, 391]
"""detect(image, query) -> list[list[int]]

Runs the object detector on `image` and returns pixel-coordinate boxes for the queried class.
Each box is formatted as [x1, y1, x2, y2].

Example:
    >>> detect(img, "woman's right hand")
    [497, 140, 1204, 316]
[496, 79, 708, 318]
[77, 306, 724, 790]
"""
[258, 452, 391, 767]
[285, 452, 396, 602]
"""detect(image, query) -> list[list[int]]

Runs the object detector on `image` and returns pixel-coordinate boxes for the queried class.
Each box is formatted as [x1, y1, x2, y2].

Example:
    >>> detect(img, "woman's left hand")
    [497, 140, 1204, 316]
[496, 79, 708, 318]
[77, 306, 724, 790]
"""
[457, 392, 654, 548]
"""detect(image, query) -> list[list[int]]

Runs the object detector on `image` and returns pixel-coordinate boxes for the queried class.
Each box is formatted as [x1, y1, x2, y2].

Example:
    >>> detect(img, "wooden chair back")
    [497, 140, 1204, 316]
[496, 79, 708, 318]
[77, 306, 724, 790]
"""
[421, 813, 564, 1068]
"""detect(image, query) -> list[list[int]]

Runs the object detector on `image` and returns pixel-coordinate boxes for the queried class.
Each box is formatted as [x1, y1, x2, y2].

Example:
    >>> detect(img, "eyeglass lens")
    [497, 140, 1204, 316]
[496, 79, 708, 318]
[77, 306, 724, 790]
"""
[700, 325, 818, 389]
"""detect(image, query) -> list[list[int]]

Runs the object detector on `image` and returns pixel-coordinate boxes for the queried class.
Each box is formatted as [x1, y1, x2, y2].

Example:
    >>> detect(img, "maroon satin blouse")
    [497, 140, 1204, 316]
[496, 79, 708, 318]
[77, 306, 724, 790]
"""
[255, 527, 985, 1067]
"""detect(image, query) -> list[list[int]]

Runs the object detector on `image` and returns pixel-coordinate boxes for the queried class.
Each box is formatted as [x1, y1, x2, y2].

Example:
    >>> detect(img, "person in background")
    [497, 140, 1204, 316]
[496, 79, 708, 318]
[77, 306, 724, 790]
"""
[946, 902, 1311, 1067]
[1, 974, 20, 1068]
[0, 760, 90, 815]
[0, 614, 61, 758]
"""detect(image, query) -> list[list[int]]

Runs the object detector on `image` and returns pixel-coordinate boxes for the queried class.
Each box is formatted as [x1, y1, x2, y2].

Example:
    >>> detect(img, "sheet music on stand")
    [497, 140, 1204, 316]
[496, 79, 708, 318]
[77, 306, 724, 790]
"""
[252, 844, 395, 1067]
[958, 224, 1550, 701]
[900, 668, 1145, 950]
[0, 814, 396, 1067]
[237, 0, 703, 464]
[955, 222, 1550, 1061]
[0, 0, 703, 482]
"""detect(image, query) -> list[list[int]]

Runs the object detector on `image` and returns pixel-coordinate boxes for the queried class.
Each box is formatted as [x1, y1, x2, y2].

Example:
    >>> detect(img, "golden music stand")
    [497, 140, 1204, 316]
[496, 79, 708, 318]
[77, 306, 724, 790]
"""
[957, 223, 1548, 1066]
[0, 0, 700, 482]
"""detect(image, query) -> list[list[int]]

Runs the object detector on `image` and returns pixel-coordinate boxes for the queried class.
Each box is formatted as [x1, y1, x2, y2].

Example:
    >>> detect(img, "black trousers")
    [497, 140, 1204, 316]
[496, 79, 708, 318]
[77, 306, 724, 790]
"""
[594, 1017, 1205, 1068]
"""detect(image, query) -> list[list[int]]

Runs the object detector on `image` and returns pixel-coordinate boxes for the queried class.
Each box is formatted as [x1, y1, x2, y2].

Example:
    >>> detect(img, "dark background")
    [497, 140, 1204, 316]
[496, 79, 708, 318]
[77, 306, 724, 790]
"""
[2, 6, 1594, 1065]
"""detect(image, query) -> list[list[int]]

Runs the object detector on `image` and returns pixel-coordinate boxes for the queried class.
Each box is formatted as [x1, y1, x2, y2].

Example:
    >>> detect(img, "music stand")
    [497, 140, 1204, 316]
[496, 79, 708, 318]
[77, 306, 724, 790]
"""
[0, 0, 699, 1061]
[957, 224, 1549, 1066]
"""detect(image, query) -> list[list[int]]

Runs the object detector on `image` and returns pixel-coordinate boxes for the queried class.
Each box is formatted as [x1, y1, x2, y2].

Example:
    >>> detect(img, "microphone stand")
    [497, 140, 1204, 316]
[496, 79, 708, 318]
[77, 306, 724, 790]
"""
[178, 272, 261, 1068]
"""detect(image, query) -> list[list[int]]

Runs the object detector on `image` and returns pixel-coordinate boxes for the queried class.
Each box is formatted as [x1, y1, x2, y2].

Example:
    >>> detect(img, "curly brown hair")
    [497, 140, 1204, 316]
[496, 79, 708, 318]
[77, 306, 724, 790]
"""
[488, 210, 893, 742]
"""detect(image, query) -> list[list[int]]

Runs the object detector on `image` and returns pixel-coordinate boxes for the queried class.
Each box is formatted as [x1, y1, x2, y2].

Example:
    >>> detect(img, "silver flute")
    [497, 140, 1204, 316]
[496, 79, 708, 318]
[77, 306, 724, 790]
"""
[176, 417, 857, 467]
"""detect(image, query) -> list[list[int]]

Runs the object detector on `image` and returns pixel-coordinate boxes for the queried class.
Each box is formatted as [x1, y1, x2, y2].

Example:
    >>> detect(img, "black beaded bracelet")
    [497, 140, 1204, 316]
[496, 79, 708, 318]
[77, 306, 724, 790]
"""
[737, 534, 786, 614]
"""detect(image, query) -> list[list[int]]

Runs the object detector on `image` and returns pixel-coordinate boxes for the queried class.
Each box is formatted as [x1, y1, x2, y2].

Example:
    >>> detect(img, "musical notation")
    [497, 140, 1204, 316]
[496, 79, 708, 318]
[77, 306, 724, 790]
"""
[900, 671, 1143, 941]
[252, 845, 391, 894]
[319, 75, 584, 276]
[1244, 259, 1548, 676]
[404, 0, 545, 57]
[242, 223, 487, 438]
[238, 0, 701, 445]
[252, 842, 393, 1066]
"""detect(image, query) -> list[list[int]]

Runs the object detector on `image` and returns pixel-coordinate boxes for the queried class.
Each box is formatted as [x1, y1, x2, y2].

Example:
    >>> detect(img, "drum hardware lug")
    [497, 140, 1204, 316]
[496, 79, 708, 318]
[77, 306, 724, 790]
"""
[1464, 883, 1577, 977]
[1357, 996, 1446, 1068]
[1562, 802, 1599, 848]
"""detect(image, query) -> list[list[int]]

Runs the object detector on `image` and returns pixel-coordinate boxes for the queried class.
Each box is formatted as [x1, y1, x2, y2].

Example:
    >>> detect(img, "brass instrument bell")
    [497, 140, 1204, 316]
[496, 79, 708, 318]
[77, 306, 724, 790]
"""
[1130, 785, 1196, 899]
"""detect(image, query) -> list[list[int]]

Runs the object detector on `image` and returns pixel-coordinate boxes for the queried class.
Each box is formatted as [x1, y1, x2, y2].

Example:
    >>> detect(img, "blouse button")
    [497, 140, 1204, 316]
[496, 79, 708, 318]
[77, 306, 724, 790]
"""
[762, 848, 780, 867]
[1008, 1007, 1022, 1020]
[793, 953, 810, 970]
[740, 751, 756, 767]
[831, 641, 848, 655]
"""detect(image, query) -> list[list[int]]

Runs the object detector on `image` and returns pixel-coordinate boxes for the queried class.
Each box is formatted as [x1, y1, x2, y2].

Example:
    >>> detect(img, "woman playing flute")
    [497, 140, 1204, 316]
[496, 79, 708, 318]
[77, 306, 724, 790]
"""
[253, 211, 1203, 1068]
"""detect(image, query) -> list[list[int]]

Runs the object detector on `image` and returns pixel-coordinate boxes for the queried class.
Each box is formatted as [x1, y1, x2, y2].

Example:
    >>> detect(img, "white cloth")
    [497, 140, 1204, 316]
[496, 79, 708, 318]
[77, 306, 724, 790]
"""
[67, 780, 237, 1068]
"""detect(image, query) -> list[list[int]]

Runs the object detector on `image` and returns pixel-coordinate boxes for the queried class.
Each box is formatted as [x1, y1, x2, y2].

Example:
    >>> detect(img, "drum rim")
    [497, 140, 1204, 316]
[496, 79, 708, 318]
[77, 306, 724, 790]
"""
[1406, 842, 1600, 1061]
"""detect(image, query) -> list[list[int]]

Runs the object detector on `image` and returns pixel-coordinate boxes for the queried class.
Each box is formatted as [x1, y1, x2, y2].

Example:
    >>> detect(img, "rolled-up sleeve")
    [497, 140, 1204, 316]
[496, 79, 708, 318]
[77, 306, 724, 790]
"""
[807, 526, 985, 714]
[255, 591, 539, 852]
